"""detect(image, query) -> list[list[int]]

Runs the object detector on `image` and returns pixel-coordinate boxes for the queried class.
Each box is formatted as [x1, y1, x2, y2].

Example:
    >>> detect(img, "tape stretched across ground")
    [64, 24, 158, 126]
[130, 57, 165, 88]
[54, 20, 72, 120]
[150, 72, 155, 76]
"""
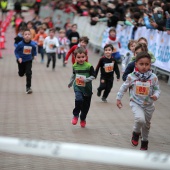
[0, 136, 169, 169]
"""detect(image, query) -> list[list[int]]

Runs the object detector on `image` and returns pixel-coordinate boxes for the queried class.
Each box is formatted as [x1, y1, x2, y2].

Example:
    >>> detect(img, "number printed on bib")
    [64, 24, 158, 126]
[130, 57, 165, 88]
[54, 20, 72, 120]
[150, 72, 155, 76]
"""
[76, 75, 86, 87]
[71, 37, 78, 43]
[104, 63, 114, 73]
[23, 46, 32, 54]
[135, 81, 150, 96]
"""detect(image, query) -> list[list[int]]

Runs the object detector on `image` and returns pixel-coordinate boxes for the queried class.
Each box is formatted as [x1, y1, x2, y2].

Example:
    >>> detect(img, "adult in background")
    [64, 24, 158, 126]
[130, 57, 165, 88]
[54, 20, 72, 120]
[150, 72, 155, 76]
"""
[33, 0, 41, 15]
[1, 0, 8, 20]
[14, 0, 22, 14]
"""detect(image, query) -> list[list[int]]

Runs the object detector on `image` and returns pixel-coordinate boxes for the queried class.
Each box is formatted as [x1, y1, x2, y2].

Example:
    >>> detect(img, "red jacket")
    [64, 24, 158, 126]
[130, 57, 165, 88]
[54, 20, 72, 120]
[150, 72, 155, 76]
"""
[65, 45, 88, 64]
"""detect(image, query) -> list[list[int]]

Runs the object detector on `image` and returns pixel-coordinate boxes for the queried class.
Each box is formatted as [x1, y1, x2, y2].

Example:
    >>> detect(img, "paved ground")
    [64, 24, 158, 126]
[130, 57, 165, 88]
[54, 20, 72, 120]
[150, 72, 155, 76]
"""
[0, 11, 170, 170]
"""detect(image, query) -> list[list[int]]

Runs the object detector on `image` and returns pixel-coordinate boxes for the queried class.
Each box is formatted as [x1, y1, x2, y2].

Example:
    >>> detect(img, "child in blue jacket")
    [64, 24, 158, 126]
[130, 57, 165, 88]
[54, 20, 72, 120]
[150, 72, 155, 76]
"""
[15, 28, 37, 94]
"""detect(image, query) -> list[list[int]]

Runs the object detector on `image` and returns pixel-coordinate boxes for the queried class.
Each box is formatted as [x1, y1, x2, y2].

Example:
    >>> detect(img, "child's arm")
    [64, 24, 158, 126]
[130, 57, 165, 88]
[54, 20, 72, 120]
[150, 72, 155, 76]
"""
[151, 76, 161, 101]
[116, 75, 132, 108]
[114, 60, 120, 80]
[32, 43, 37, 59]
[68, 71, 76, 88]
[95, 58, 102, 78]
[65, 46, 76, 63]
[14, 43, 22, 60]
[84, 66, 95, 82]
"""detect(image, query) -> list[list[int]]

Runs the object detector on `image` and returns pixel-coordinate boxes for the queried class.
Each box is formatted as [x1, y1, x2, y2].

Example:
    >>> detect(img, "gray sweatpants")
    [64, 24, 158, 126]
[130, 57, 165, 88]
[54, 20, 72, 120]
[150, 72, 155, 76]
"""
[130, 101, 155, 141]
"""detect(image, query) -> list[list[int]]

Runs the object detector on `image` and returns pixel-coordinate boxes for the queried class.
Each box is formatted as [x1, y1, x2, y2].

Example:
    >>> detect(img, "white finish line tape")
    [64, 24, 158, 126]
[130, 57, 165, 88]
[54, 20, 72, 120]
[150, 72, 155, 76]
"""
[0, 136, 169, 169]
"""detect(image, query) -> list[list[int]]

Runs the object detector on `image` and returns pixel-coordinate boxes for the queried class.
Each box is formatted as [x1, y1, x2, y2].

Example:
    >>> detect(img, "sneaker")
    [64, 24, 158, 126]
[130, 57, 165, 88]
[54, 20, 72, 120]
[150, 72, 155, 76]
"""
[71, 116, 78, 125]
[131, 131, 140, 146]
[80, 120, 86, 128]
[140, 140, 148, 150]
[97, 90, 101, 97]
[101, 97, 107, 102]
[26, 88, 32, 94]
[46, 64, 49, 68]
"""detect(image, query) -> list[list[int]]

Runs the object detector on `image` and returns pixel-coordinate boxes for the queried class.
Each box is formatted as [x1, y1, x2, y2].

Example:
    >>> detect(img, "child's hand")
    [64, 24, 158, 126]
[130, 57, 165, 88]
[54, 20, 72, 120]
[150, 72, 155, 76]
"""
[117, 100, 122, 109]
[64, 60, 68, 64]
[150, 95, 157, 101]
[34, 56, 37, 61]
[117, 79, 120, 81]
[101, 79, 105, 83]
[68, 84, 72, 88]
[18, 58, 22, 63]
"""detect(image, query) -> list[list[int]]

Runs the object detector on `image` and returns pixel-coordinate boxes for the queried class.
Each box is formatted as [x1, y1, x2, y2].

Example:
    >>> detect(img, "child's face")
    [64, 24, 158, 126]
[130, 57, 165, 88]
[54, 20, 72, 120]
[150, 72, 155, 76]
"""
[23, 31, 31, 42]
[138, 39, 147, 45]
[27, 23, 32, 29]
[59, 32, 65, 38]
[39, 28, 44, 34]
[135, 57, 151, 73]
[134, 48, 142, 57]
[130, 43, 136, 53]
[49, 31, 55, 37]
[75, 53, 86, 64]
[109, 31, 116, 37]
[104, 47, 113, 58]
[72, 25, 77, 32]
[80, 41, 87, 48]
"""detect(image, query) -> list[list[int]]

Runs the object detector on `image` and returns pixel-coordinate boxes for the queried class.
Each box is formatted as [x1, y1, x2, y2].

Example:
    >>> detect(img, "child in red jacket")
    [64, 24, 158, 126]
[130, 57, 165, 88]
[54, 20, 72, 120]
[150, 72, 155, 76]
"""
[65, 36, 89, 65]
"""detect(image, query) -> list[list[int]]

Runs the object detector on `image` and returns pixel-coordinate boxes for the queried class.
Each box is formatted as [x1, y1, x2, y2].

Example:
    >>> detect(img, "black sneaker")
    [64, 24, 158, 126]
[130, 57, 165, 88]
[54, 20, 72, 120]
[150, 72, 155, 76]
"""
[26, 88, 32, 94]
[140, 140, 148, 150]
[97, 90, 101, 97]
[131, 131, 140, 146]
[101, 97, 107, 102]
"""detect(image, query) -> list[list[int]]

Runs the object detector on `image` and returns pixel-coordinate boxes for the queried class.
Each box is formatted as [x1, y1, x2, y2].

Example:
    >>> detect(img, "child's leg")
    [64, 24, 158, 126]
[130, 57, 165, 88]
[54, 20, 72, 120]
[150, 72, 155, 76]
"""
[17, 60, 25, 77]
[25, 60, 32, 89]
[46, 53, 51, 67]
[39, 46, 44, 61]
[73, 91, 84, 117]
[51, 53, 56, 69]
[141, 104, 155, 141]
[130, 101, 145, 133]
[63, 53, 66, 66]
[97, 78, 106, 94]
[102, 78, 113, 99]
[80, 95, 92, 121]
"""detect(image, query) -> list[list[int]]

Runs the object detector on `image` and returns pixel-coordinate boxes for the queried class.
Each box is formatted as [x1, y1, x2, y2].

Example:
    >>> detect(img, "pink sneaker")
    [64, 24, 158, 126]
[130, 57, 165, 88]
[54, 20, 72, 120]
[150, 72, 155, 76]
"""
[80, 120, 86, 128]
[72, 117, 78, 125]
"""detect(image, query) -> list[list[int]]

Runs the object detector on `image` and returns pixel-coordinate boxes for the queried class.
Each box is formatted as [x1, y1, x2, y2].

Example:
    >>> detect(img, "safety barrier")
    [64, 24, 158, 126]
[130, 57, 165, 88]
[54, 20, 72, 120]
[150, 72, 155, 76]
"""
[0, 136, 170, 169]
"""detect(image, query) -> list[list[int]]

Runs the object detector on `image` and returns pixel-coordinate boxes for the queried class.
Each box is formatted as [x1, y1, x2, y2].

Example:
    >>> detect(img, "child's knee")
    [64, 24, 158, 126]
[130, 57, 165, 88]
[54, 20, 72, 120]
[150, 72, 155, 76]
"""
[136, 117, 146, 125]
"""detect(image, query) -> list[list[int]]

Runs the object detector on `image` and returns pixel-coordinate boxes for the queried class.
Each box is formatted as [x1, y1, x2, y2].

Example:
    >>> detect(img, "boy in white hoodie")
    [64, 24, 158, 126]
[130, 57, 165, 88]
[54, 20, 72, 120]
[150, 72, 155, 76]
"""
[116, 52, 160, 150]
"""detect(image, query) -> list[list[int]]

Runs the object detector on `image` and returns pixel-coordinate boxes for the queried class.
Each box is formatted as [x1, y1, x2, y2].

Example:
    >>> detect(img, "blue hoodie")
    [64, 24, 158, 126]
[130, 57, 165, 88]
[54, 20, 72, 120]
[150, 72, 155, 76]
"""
[14, 40, 37, 62]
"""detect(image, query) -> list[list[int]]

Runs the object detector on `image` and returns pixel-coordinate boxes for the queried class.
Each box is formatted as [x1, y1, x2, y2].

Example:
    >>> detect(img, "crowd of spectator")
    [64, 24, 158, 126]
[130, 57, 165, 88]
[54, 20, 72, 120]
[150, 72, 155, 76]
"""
[45, 0, 170, 34]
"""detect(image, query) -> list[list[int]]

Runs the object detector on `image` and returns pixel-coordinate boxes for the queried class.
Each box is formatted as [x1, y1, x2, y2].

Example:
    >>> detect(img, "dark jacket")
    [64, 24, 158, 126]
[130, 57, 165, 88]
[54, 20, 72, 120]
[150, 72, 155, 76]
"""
[122, 61, 135, 81]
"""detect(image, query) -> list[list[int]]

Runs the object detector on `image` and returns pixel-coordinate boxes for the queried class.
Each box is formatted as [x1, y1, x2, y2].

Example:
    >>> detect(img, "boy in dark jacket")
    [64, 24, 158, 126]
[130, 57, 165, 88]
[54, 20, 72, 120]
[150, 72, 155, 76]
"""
[95, 44, 120, 102]
[14, 28, 37, 94]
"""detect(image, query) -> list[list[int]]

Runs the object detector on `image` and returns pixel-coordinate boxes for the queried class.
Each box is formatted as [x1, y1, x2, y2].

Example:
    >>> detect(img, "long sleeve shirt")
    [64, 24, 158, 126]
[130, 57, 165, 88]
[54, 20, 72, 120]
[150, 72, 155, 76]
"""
[43, 36, 59, 53]
[65, 44, 88, 64]
[33, 32, 47, 46]
[117, 72, 160, 106]
[14, 40, 37, 62]
[95, 56, 120, 79]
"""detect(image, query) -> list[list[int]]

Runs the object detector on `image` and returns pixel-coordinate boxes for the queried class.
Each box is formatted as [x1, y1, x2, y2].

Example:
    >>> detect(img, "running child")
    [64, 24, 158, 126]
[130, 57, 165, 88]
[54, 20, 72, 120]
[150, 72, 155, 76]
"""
[65, 36, 89, 65]
[95, 44, 120, 102]
[116, 51, 160, 150]
[57, 29, 69, 67]
[68, 47, 95, 128]
[33, 25, 47, 63]
[14, 28, 37, 94]
[43, 28, 59, 70]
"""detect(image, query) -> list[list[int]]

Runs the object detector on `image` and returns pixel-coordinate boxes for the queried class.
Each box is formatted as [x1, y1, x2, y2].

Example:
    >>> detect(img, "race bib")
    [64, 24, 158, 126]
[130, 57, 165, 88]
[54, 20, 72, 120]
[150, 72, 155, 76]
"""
[135, 81, 150, 96]
[104, 63, 114, 73]
[76, 75, 86, 87]
[60, 46, 64, 51]
[49, 44, 54, 49]
[39, 36, 44, 41]
[71, 37, 78, 43]
[23, 46, 32, 54]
